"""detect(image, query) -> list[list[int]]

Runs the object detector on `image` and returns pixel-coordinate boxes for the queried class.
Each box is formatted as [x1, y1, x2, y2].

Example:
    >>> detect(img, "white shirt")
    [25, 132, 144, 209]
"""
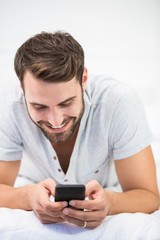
[0, 75, 153, 187]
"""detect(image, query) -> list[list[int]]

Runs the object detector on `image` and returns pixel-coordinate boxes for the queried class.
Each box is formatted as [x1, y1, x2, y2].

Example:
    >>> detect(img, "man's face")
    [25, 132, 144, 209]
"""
[23, 71, 87, 143]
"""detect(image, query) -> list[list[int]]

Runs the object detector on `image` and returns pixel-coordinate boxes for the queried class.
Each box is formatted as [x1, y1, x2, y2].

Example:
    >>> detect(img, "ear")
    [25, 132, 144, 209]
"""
[82, 67, 88, 91]
[20, 82, 24, 93]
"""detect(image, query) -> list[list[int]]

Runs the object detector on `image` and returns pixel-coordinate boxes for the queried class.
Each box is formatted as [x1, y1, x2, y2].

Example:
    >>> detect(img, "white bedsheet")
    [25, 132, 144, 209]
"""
[1, 169, 159, 240]
[0, 208, 160, 240]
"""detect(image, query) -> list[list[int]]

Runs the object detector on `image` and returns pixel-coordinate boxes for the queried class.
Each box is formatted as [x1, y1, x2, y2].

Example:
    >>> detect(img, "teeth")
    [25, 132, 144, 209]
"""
[51, 123, 66, 129]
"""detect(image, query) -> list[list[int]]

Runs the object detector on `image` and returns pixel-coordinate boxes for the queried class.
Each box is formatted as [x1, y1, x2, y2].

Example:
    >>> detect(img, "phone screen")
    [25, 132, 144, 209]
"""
[55, 184, 85, 202]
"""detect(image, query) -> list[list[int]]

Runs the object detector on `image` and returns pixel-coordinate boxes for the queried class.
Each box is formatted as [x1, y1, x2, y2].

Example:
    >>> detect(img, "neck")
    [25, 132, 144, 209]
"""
[51, 127, 79, 173]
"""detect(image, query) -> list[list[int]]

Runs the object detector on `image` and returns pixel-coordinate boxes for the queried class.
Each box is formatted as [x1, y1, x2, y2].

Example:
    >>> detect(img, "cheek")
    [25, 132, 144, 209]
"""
[72, 107, 82, 116]
[65, 92, 83, 116]
[65, 103, 83, 117]
[27, 108, 44, 122]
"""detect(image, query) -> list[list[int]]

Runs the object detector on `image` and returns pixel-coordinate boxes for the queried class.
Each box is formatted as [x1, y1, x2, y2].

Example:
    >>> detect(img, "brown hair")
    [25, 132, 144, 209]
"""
[14, 31, 84, 85]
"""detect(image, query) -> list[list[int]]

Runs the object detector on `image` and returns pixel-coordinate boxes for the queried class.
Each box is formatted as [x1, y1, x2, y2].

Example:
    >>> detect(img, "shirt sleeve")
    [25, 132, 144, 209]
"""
[0, 98, 23, 161]
[109, 85, 153, 160]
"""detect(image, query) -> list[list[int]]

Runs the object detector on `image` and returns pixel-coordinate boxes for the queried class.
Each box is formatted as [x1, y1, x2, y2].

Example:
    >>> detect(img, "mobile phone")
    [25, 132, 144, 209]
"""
[55, 184, 85, 202]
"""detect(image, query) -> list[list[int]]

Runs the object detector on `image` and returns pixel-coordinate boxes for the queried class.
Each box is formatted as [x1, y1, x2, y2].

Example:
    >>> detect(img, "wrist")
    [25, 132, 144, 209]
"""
[22, 184, 36, 210]
[105, 190, 119, 215]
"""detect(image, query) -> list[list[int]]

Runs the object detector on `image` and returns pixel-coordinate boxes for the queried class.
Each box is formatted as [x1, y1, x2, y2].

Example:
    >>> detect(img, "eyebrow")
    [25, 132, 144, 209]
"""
[29, 96, 76, 107]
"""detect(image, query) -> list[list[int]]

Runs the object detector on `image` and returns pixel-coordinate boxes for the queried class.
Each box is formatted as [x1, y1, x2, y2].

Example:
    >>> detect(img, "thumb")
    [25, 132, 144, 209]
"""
[85, 180, 102, 199]
[41, 178, 57, 196]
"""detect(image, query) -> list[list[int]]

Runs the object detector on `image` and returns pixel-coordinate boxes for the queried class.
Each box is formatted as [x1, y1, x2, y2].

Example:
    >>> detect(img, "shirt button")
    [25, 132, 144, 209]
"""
[53, 156, 57, 160]
[95, 170, 99, 174]
[58, 168, 62, 172]
[64, 179, 68, 182]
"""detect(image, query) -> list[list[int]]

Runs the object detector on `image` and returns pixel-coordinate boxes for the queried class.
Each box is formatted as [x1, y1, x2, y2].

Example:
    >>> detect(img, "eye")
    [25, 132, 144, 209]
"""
[60, 100, 73, 107]
[33, 105, 47, 111]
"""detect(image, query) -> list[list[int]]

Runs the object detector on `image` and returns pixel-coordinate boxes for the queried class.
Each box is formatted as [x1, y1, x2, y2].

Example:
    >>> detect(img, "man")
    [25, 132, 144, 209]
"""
[0, 31, 159, 237]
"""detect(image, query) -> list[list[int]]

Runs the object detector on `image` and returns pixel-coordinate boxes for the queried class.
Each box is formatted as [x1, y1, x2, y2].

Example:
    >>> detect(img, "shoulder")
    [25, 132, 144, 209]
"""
[0, 81, 24, 107]
[0, 81, 26, 125]
[85, 74, 140, 108]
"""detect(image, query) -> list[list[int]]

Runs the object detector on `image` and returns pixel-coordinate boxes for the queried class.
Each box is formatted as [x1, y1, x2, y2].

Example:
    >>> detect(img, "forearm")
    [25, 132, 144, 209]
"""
[107, 189, 160, 215]
[0, 184, 34, 210]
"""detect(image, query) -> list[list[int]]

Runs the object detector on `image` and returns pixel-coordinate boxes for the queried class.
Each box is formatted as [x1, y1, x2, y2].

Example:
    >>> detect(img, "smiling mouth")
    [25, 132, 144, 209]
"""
[50, 122, 67, 129]
[45, 120, 71, 131]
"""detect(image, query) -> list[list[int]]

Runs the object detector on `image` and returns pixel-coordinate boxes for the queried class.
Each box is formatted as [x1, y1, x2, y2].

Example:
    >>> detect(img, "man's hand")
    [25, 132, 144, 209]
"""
[27, 178, 68, 223]
[62, 180, 110, 229]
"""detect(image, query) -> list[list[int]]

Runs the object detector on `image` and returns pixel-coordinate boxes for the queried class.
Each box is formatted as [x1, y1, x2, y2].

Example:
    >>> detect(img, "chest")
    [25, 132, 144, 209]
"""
[56, 147, 73, 174]
[52, 130, 79, 174]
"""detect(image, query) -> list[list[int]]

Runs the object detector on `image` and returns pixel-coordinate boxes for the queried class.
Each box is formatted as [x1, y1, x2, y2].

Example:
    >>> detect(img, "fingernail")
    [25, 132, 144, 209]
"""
[63, 209, 69, 215]
[62, 201, 68, 207]
[69, 200, 75, 206]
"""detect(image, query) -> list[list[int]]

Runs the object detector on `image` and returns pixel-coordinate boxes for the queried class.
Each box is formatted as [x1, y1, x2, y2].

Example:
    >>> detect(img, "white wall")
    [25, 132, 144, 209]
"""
[0, 0, 160, 147]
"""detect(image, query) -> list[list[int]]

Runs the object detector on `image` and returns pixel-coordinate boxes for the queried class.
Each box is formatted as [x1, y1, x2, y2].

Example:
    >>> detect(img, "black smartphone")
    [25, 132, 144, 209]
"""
[55, 184, 85, 202]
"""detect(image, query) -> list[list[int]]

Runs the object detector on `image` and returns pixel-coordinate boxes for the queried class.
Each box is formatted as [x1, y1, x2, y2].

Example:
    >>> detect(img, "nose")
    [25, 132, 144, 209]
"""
[47, 107, 63, 127]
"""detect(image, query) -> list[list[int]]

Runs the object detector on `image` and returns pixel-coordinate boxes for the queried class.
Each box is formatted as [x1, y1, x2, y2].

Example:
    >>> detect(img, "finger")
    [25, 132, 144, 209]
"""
[64, 216, 102, 229]
[41, 201, 68, 214]
[34, 203, 67, 223]
[69, 198, 103, 211]
[38, 215, 65, 224]
[40, 178, 57, 196]
[64, 215, 87, 228]
[40, 179, 68, 210]
[62, 206, 105, 229]
[62, 207, 104, 222]
[85, 180, 102, 198]
[69, 199, 95, 211]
